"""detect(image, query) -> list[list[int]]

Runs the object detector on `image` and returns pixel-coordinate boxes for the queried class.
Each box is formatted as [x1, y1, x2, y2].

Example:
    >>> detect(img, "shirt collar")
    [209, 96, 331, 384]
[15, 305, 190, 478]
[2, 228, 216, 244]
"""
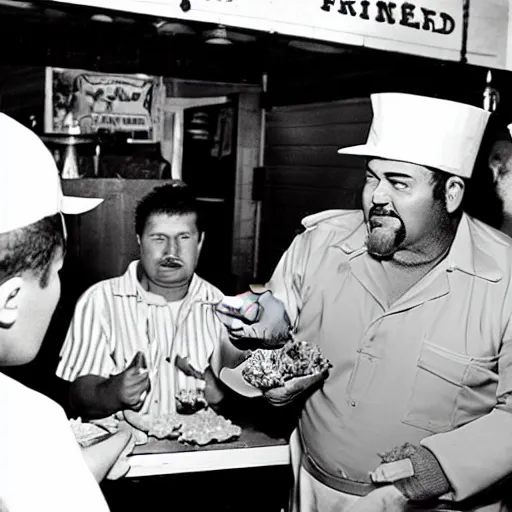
[445, 213, 502, 282]
[334, 216, 368, 257]
[335, 212, 502, 282]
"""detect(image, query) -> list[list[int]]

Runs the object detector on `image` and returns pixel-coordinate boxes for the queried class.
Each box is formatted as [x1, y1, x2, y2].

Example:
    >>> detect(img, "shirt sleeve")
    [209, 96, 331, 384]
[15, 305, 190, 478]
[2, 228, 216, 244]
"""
[56, 287, 115, 381]
[421, 325, 512, 502]
[0, 384, 109, 512]
[265, 230, 315, 329]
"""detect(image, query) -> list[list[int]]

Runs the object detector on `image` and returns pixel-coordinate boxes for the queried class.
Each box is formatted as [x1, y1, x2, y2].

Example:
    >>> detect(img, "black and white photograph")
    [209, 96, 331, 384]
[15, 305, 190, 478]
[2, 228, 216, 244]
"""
[1, 1, 512, 512]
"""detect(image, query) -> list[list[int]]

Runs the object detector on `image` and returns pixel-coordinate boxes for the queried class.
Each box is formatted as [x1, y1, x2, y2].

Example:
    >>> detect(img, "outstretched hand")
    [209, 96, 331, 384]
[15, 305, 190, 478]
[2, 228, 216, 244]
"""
[215, 290, 292, 348]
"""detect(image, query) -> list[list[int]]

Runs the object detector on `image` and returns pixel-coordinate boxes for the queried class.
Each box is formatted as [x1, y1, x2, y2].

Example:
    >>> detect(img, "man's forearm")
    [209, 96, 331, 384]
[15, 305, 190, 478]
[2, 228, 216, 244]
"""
[70, 375, 122, 420]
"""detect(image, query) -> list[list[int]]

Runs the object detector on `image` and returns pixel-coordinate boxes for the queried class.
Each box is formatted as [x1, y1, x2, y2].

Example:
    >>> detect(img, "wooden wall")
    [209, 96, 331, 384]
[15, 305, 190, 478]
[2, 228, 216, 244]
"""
[257, 98, 371, 281]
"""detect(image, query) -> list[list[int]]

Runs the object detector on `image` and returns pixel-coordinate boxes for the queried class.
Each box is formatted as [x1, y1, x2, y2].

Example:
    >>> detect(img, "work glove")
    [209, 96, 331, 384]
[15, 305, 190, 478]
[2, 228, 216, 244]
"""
[215, 289, 292, 348]
[263, 369, 329, 407]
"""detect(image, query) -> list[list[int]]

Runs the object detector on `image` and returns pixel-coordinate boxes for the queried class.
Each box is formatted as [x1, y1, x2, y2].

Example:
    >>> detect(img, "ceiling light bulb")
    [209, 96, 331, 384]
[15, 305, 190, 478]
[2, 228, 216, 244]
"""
[90, 14, 113, 23]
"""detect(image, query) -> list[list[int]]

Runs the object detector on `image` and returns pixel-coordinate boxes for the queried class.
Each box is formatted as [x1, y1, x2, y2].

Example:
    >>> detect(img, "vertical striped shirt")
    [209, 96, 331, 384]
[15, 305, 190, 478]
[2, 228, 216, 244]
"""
[56, 261, 225, 416]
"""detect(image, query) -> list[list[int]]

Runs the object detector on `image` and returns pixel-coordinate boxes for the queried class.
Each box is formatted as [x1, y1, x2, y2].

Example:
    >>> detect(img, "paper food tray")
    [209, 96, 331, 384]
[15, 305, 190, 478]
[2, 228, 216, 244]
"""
[219, 360, 263, 398]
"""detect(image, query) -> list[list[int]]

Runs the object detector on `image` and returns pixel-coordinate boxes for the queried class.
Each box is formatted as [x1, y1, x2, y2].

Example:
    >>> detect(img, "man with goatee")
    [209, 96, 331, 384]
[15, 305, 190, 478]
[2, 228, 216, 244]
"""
[217, 93, 512, 512]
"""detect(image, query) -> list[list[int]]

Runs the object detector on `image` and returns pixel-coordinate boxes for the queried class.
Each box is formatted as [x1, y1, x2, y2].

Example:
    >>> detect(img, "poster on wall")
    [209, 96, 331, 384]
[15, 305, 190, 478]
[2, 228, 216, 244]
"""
[45, 67, 165, 141]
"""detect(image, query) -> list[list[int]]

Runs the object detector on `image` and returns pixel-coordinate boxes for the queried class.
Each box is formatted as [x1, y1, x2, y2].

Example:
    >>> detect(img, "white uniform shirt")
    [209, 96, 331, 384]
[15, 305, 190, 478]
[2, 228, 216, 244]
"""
[56, 261, 225, 415]
[0, 372, 109, 512]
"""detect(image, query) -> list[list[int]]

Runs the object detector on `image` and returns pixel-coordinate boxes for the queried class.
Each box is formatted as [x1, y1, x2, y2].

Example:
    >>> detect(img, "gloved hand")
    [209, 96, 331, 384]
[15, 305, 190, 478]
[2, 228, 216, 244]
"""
[109, 352, 150, 411]
[263, 369, 329, 407]
[215, 289, 292, 348]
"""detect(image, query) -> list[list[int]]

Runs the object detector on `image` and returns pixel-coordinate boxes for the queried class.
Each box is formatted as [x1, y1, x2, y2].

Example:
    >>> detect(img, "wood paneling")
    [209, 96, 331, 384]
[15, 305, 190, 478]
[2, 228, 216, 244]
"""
[62, 179, 164, 289]
[258, 98, 371, 281]
[266, 146, 367, 168]
[263, 165, 365, 191]
[266, 123, 370, 146]
[267, 100, 372, 127]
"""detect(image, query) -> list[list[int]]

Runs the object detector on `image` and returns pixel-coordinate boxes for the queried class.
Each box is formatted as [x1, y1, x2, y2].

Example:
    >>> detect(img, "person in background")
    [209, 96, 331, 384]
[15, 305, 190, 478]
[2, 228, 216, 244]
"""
[57, 183, 241, 420]
[484, 120, 512, 237]
[461, 113, 510, 231]
[0, 113, 132, 511]
[216, 93, 512, 512]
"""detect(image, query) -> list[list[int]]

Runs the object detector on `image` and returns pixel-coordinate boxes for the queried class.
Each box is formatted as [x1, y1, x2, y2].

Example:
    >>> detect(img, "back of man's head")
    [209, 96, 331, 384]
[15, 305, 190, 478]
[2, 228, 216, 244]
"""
[0, 114, 101, 365]
[0, 114, 68, 287]
[134, 181, 204, 237]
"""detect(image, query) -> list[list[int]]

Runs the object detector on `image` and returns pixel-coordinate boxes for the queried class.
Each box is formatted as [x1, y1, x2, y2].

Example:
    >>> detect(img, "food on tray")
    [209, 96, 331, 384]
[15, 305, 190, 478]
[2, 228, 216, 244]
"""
[69, 417, 111, 447]
[123, 410, 182, 440]
[176, 389, 208, 414]
[242, 340, 332, 391]
[178, 408, 242, 446]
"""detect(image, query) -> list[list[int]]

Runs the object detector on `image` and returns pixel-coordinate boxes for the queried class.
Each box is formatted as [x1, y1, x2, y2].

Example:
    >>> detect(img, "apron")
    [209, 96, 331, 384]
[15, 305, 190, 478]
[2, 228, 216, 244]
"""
[289, 429, 360, 512]
[288, 429, 506, 512]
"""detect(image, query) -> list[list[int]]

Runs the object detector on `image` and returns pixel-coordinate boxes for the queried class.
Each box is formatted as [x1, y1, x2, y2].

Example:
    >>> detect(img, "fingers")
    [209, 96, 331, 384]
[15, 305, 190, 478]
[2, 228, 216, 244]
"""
[175, 355, 205, 380]
[127, 351, 147, 371]
[369, 460, 414, 484]
[123, 374, 151, 409]
[130, 399, 145, 412]
[263, 371, 329, 407]
[263, 387, 293, 407]
[239, 301, 261, 324]
[215, 295, 261, 325]
[215, 311, 250, 331]
[124, 370, 150, 389]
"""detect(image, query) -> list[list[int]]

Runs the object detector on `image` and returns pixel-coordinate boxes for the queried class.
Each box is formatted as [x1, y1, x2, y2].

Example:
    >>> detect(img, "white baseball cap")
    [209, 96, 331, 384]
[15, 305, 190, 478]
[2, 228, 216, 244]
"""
[0, 113, 103, 234]
[338, 93, 491, 178]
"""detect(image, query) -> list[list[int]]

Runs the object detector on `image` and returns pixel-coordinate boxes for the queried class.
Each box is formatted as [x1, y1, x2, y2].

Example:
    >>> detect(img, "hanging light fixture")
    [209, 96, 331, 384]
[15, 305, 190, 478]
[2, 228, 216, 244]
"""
[154, 20, 196, 35]
[204, 25, 232, 45]
[483, 70, 500, 113]
[90, 13, 114, 23]
[288, 39, 347, 54]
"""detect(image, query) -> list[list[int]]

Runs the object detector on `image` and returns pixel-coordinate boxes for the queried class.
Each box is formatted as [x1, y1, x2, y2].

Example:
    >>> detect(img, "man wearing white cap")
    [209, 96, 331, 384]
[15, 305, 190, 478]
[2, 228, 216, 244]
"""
[0, 113, 133, 511]
[216, 93, 512, 511]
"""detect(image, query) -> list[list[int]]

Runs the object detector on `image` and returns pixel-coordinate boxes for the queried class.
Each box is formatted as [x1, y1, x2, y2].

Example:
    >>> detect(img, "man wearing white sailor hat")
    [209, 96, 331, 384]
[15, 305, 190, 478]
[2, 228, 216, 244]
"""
[216, 94, 512, 512]
[0, 113, 132, 511]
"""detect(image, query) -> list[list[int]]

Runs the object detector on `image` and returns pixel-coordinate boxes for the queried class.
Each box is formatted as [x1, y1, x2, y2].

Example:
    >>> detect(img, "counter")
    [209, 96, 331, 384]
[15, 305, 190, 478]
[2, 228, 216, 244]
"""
[126, 399, 292, 477]
[125, 397, 294, 478]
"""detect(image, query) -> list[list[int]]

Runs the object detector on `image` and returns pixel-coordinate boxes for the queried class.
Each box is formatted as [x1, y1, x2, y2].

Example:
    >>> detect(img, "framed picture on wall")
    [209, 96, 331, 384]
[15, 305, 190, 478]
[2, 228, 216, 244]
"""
[44, 67, 165, 142]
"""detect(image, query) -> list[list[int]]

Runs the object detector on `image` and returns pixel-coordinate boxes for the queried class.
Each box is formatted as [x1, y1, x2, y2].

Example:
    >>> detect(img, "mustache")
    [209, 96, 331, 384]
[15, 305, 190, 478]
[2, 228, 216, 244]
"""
[160, 255, 183, 267]
[369, 206, 401, 219]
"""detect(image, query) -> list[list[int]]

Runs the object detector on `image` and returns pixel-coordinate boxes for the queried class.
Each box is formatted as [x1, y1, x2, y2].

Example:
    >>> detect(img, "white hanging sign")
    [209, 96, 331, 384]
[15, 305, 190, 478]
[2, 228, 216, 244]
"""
[50, 0, 511, 69]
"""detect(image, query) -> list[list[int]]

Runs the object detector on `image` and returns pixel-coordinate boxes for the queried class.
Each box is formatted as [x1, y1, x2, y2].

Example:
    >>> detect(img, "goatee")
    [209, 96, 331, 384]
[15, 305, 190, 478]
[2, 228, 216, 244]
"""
[366, 224, 406, 258]
[366, 208, 406, 258]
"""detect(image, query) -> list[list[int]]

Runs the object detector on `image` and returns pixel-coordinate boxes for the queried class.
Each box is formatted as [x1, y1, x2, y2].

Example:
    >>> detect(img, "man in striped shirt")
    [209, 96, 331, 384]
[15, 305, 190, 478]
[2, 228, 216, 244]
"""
[56, 183, 234, 419]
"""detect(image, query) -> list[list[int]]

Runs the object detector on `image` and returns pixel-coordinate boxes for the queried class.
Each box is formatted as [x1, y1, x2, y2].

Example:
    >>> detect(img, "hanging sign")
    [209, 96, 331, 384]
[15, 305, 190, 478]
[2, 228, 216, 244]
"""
[50, 0, 510, 69]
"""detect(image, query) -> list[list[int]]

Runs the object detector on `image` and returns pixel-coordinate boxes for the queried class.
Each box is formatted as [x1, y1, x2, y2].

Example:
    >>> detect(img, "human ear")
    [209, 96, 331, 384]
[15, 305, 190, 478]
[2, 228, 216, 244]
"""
[445, 177, 465, 214]
[0, 277, 22, 329]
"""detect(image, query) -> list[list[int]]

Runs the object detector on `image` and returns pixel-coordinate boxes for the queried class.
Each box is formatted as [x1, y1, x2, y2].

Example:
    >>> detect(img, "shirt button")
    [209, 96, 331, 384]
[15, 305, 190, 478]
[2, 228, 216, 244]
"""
[350, 401, 357, 407]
